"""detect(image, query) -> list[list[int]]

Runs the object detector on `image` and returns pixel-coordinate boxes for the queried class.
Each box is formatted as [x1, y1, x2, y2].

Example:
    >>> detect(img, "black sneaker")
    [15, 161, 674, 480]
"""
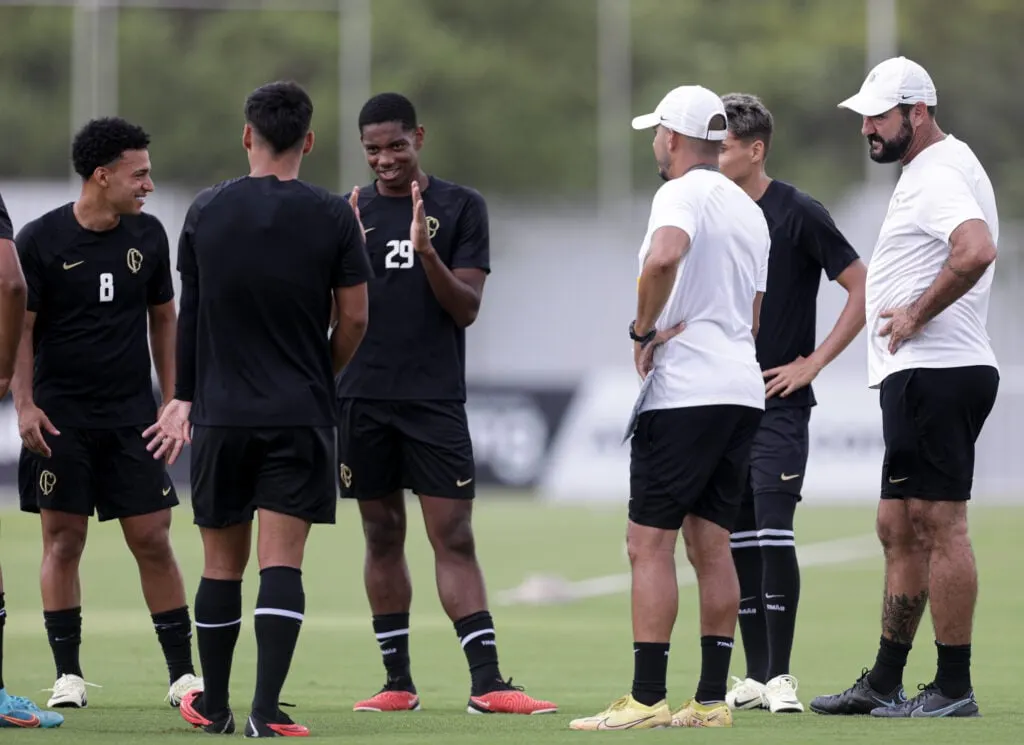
[243, 707, 309, 737]
[179, 690, 236, 735]
[809, 668, 907, 715]
[870, 682, 980, 718]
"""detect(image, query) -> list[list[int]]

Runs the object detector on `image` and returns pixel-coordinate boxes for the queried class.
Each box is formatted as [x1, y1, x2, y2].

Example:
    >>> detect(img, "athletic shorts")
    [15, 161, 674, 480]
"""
[337, 399, 475, 500]
[190, 425, 337, 528]
[629, 404, 763, 531]
[18, 426, 178, 522]
[747, 405, 811, 500]
[880, 365, 998, 502]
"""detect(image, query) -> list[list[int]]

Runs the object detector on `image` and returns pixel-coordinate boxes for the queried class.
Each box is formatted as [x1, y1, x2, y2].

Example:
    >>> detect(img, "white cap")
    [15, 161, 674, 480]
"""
[631, 85, 728, 141]
[837, 56, 937, 117]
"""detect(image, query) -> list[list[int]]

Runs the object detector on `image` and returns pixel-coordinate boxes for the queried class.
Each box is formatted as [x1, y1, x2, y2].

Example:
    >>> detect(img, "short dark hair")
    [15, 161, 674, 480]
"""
[72, 117, 150, 180]
[358, 92, 418, 133]
[244, 80, 314, 154]
[898, 103, 937, 118]
[721, 93, 774, 151]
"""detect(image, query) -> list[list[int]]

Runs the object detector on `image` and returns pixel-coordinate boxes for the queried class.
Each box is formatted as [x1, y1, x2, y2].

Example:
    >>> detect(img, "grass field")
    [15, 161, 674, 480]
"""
[1, 494, 1023, 743]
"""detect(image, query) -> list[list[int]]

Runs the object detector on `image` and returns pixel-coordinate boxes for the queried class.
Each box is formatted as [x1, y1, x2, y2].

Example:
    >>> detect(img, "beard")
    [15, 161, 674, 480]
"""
[867, 114, 913, 163]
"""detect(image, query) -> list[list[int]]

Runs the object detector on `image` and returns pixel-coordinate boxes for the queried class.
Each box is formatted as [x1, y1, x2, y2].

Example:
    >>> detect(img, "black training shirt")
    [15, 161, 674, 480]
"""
[176, 176, 372, 427]
[15, 203, 174, 427]
[335, 176, 490, 402]
[755, 180, 860, 408]
[0, 191, 12, 240]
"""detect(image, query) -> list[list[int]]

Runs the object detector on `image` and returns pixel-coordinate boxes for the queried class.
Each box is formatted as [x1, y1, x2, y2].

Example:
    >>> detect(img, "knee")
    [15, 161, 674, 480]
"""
[363, 509, 406, 561]
[876, 509, 922, 557]
[430, 512, 476, 559]
[907, 502, 968, 552]
[127, 524, 174, 564]
[43, 525, 87, 564]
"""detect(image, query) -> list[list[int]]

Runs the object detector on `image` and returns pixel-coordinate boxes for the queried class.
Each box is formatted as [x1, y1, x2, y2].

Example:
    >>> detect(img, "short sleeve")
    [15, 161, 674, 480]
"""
[649, 178, 700, 240]
[798, 195, 860, 281]
[147, 220, 175, 305]
[331, 196, 374, 288]
[176, 201, 201, 279]
[0, 192, 12, 240]
[756, 221, 770, 293]
[916, 167, 987, 244]
[450, 190, 490, 273]
[14, 222, 44, 313]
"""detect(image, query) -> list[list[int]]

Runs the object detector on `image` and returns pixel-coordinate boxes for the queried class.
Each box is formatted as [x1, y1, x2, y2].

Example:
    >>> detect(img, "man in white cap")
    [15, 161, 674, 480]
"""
[810, 56, 997, 719]
[569, 85, 770, 731]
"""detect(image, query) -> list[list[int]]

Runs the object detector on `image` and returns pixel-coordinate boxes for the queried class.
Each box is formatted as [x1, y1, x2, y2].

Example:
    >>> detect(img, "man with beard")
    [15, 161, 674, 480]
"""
[811, 56, 998, 719]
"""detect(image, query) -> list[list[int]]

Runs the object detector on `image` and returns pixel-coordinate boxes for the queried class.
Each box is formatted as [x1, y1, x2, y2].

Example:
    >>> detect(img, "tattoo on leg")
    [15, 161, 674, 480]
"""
[882, 590, 929, 644]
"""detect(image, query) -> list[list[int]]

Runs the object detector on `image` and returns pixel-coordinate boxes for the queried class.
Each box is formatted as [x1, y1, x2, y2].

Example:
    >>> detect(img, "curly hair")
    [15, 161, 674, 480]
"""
[358, 92, 418, 133]
[72, 117, 151, 180]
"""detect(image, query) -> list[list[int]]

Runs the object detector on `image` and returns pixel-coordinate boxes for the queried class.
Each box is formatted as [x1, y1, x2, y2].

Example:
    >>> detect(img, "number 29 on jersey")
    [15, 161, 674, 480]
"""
[385, 239, 415, 270]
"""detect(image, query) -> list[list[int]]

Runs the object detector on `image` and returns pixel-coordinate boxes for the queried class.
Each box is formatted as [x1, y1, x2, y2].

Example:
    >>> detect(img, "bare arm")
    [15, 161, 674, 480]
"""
[807, 259, 867, 370]
[0, 238, 27, 393]
[148, 300, 176, 407]
[331, 283, 369, 375]
[10, 311, 37, 411]
[634, 226, 691, 335]
[908, 219, 996, 325]
[420, 256, 486, 328]
[752, 291, 764, 339]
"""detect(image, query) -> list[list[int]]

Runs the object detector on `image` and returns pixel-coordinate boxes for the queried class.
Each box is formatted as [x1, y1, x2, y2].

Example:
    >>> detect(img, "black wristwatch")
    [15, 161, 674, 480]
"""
[629, 320, 657, 348]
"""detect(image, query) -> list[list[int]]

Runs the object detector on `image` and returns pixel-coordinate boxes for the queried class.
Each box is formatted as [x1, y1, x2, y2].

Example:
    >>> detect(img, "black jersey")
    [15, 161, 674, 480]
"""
[335, 176, 490, 402]
[0, 191, 12, 240]
[175, 175, 372, 428]
[755, 180, 860, 408]
[15, 203, 174, 427]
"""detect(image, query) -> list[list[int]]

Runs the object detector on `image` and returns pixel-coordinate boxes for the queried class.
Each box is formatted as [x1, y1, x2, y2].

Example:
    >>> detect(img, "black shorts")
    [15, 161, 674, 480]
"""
[18, 426, 178, 522]
[337, 399, 475, 500]
[190, 426, 337, 528]
[629, 405, 763, 531]
[747, 405, 811, 500]
[880, 365, 998, 502]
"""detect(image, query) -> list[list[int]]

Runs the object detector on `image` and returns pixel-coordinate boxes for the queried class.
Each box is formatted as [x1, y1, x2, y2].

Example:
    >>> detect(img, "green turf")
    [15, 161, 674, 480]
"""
[1, 495, 1023, 742]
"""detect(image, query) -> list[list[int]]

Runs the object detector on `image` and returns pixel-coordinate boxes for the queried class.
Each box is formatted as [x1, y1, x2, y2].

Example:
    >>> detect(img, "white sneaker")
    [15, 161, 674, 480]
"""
[764, 674, 804, 713]
[725, 676, 766, 710]
[167, 673, 204, 708]
[44, 674, 100, 709]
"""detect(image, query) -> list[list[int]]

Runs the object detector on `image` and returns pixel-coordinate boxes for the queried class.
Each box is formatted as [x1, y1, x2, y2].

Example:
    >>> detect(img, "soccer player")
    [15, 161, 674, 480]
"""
[9, 119, 200, 710]
[145, 80, 371, 738]
[810, 56, 997, 719]
[570, 85, 770, 730]
[336, 92, 556, 716]
[717, 93, 867, 713]
[0, 190, 64, 729]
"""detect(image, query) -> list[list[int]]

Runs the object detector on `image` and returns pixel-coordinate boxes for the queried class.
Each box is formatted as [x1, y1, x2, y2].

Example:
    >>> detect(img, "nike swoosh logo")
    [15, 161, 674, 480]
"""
[163, 487, 172, 496]
[1, 712, 41, 727]
[733, 697, 760, 708]
[780, 473, 800, 481]
[456, 478, 473, 487]
[364, 227, 376, 233]
[910, 699, 971, 717]
[888, 476, 909, 484]
[765, 594, 784, 599]
[63, 260, 85, 270]
[599, 715, 656, 729]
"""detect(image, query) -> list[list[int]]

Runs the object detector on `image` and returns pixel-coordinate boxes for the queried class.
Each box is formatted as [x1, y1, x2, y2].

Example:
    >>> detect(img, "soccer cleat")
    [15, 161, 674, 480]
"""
[243, 708, 310, 737]
[870, 682, 980, 718]
[671, 699, 734, 727]
[726, 676, 766, 710]
[568, 694, 672, 730]
[44, 673, 100, 709]
[167, 673, 204, 708]
[764, 674, 804, 713]
[179, 689, 236, 734]
[467, 678, 557, 715]
[0, 688, 65, 728]
[809, 668, 906, 715]
[353, 685, 421, 712]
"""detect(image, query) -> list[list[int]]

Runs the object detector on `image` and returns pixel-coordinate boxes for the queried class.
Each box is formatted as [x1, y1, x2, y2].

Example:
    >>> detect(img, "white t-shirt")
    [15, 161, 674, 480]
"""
[638, 169, 771, 412]
[865, 135, 999, 388]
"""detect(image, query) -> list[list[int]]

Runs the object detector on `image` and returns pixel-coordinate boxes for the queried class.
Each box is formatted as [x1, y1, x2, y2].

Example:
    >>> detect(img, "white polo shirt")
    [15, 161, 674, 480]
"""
[638, 168, 771, 412]
[865, 135, 999, 388]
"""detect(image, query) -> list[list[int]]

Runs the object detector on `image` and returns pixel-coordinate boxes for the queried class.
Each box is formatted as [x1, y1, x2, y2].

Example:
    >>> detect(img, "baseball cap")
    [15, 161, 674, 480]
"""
[837, 56, 937, 117]
[631, 85, 728, 141]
